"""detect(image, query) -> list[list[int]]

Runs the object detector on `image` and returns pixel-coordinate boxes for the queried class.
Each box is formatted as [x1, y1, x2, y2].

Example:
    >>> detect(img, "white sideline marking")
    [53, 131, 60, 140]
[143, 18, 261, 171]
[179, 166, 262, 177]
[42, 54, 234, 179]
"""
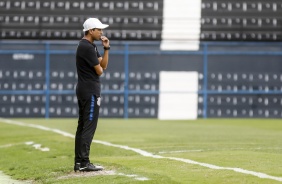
[25, 141, 34, 145]
[1, 118, 282, 182]
[117, 173, 149, 181]
[0, 171, 29, 184]
[57, 170, 149, 181]
[158, 147, 282, 154]
[0, 142, 50, 152]
[0, 144, 17, 148]
[159, 150, 203, 154]
[26, 142, 50, 152]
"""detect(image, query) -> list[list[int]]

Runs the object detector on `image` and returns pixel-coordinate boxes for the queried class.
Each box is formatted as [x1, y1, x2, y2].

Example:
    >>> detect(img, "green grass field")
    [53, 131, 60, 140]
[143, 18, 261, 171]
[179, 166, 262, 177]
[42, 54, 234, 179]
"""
[0, 118, 282, 184]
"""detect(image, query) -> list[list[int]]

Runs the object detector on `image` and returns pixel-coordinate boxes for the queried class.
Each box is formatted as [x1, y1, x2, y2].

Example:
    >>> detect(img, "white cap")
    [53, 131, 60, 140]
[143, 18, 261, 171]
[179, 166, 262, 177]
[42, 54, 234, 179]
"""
[82, 18, 109, 31]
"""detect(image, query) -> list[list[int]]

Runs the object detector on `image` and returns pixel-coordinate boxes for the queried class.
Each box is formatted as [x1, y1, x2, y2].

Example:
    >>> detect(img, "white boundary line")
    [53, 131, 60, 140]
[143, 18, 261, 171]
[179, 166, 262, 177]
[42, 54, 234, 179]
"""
[1, 118, 282, 182]
[0, 171, 29, 184]
[158, 150, 203, 153]
[158, 147, 282, 154]
[0, 143, 19, 148]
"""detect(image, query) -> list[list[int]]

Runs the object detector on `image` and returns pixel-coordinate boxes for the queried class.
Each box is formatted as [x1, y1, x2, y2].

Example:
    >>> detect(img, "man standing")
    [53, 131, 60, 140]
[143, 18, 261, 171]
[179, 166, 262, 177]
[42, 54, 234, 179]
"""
[74, 18, 110, 172]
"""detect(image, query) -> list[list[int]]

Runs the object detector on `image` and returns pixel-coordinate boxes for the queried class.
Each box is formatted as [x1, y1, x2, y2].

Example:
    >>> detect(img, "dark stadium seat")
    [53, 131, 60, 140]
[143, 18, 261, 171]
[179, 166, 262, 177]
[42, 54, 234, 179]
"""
[69, 1, 82, 10]
[41, 1, 52, 10]
[144, 1, 158, 11]
[276, 2, 282, 11]
[232, 2, 243, 12]
[84, 1, 95, 9]
[139, 31, 158, 40]
[25, 0, 38, 10]
[113, 1, 124, 10]
[100, 2, 112, 11]
[261, 2, 274, 12]
[0, 1, 6, 9]
[10, 1, 23, 10]
[54, 16, 66, 24]
[246, 2, 258, 12]
[217, 2, 232, 12]
[54, 1, 67, 10]
[201, 2, 213, 11]
[128, 1, 141, 11]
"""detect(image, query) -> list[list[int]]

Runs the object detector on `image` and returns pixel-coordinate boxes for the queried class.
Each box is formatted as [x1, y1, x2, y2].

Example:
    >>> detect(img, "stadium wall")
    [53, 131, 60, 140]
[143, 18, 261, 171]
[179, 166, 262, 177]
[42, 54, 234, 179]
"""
[1, 41, 282, 119]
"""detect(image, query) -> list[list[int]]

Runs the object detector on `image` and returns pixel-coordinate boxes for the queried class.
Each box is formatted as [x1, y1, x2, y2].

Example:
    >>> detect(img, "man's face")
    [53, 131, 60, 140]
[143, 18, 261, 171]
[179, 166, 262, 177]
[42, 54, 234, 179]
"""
[90, 28, 103, 41]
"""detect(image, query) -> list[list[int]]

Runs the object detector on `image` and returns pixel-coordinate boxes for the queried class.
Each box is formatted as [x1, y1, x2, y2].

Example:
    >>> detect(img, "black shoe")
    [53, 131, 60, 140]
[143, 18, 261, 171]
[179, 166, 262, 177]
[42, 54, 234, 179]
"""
[74, 163, 81, 172]
[79, 163, 103, 172]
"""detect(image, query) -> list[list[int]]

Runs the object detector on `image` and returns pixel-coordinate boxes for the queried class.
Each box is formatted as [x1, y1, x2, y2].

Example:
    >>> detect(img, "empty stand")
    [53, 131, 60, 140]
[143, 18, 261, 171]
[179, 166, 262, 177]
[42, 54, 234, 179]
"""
[0, 94, 46, 117]
[0, 0, 163, 40]
[208, 72, 282, 92]
[128, 72, 159, 91]
[49, 94, 77, 117]
[127, 94, 158, 117]
[201, 0, 282, 41]
[202, 94, 282, 118]
[0, 70, 45, 90]
[1, 0, 282, 41]
[1, 39, 282, 119]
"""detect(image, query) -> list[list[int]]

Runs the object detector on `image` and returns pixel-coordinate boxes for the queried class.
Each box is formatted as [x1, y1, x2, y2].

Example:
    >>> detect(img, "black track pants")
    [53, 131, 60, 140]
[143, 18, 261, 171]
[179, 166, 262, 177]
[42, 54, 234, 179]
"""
[74, 95, 100, 166]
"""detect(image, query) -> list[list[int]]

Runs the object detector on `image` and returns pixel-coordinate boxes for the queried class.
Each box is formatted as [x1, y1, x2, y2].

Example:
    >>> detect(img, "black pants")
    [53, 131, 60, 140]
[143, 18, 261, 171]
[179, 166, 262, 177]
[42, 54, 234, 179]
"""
[74, 95, 100, 166]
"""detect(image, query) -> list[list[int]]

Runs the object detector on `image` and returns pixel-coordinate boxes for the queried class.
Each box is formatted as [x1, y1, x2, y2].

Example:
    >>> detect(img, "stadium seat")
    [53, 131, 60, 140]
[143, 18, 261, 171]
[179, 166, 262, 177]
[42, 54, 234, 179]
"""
[0, 1, 6, 9]
[100, 2, 113, 11]
[261, 2, 274, 12]
[128, 1, 141, 10]
[217, 2, 232, 11]
[201, 2, 213, 11]
[144, 1, 158, 11]
[25, 0, 38, 10]
[246, 2, 259, 12]
[69, 1, 82, 10]
[84, 1, 95, 9]
[9, 1, 23, 10]
[54, 1, 66, 10]
[41, 1, 52, 10]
